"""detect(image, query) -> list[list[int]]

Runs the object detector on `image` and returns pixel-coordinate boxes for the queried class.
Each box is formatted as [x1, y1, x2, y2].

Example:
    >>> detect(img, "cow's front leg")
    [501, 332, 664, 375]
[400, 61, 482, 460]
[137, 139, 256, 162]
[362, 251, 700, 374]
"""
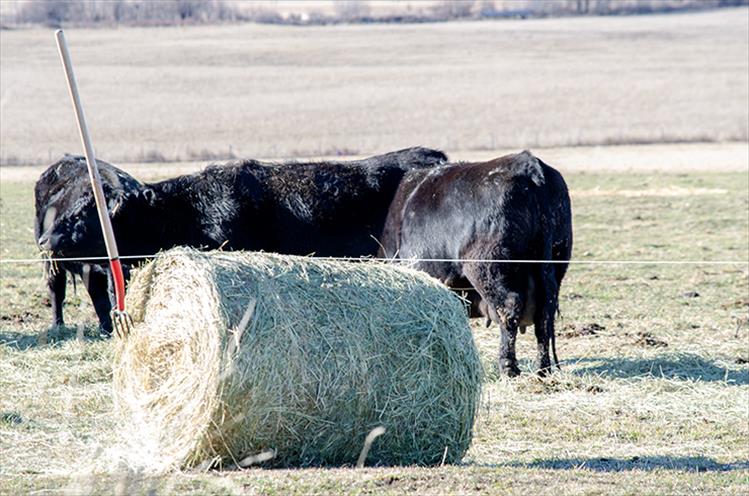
[47, 262, 67, 327]
[83, 265, 113, 334]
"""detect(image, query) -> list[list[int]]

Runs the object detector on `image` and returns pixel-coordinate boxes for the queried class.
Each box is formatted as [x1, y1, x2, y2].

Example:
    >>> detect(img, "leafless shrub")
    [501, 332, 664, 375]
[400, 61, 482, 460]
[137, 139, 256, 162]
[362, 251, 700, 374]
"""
[430, 1, 477, 21]
[334, 1, 371, 22]
[186, 147, 237, 162]
[134, 149, 167, 164]
[0, 154, 23, 166]
[290, 146, 361, 158]
[240, 6, 283, 25]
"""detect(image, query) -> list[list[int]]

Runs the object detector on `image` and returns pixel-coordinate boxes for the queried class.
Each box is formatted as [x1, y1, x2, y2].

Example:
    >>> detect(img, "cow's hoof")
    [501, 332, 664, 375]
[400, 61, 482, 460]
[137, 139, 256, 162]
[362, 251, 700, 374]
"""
[536, 366, 552, 378]
[537, 358, 552, 377]
[500, 359, 521, 378]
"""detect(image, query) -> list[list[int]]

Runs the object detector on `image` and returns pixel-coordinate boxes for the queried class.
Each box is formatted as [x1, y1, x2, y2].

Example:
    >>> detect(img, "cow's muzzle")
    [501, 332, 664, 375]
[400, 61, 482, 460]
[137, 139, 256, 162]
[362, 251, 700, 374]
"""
[37, 232, 63, 253]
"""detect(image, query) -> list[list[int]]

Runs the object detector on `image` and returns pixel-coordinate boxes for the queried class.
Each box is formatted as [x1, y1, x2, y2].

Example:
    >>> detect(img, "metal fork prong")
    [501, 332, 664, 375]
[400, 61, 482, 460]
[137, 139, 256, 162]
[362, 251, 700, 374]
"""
[111, 310, 133, 339]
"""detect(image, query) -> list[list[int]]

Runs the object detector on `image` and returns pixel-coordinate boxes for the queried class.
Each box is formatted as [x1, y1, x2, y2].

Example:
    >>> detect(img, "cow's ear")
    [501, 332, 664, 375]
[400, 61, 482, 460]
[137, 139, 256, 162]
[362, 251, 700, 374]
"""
[110, 196, 124, 216]
[142, 188, 156, 205]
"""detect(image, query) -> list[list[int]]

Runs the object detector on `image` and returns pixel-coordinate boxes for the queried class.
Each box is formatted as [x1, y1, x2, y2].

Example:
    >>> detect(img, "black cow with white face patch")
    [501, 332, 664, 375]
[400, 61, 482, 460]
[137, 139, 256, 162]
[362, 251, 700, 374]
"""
[379, 151, 573, 377]
[35, 148, 447, 332]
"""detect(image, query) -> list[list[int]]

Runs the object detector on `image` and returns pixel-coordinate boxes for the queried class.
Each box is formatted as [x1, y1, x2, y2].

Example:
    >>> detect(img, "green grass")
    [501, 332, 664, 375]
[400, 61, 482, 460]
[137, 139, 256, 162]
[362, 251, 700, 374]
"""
[1, 169, 748, 495]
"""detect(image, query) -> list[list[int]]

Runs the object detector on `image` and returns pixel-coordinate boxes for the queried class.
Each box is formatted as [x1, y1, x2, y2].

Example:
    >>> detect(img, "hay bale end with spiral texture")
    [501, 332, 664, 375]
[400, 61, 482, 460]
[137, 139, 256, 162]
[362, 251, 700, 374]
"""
[113, 248, 482, 471]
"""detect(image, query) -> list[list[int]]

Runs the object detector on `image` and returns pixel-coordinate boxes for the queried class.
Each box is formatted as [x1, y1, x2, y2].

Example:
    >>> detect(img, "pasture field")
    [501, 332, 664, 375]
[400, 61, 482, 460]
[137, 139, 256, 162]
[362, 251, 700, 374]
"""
[1, 8, 748, 165]
[0, 156, 747, 495]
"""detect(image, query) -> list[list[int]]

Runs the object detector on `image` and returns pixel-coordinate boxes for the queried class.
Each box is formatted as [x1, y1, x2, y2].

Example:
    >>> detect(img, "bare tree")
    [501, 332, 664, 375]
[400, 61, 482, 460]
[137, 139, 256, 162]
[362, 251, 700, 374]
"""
[334, 1, 371, 21]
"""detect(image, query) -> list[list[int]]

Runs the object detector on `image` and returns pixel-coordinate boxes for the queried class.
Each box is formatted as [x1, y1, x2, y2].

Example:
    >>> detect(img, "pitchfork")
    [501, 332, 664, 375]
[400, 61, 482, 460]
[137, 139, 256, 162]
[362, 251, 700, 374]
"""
[55, 30, 133, 338]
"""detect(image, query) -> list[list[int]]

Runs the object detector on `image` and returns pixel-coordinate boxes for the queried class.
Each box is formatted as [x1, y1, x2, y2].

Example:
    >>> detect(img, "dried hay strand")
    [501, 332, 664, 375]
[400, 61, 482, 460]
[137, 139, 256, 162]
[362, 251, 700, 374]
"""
[113, 248, 481, 471]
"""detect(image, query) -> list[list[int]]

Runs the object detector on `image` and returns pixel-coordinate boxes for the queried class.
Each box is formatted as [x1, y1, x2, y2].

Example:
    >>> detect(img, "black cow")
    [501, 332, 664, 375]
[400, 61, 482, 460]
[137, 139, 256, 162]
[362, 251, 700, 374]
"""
[34, 156, 141, 332]
[379, 151, 573, 377]
[35, 147, 447, 332]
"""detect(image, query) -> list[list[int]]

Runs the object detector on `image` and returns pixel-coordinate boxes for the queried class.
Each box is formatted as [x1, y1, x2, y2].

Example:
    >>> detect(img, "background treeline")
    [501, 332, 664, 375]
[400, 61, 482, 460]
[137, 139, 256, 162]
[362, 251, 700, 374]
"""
[1, 0, 747, 28]
[3, 0, 241, 27]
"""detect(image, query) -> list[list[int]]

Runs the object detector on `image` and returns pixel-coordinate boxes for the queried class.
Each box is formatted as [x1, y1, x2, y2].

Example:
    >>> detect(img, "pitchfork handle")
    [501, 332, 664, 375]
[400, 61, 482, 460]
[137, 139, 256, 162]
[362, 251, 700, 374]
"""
[55, 29, 126, 313]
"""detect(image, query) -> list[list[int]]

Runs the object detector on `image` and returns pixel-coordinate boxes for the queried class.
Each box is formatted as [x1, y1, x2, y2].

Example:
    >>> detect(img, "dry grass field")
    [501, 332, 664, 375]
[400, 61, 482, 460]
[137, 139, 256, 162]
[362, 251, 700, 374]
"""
[0, 8, 748, 165]
[1, 6, 748, 496]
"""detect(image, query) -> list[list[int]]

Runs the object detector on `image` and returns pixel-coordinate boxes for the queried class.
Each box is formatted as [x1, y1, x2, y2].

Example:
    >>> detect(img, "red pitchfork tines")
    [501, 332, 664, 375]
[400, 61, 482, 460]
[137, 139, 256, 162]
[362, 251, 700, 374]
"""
[54, 29, 132, 338]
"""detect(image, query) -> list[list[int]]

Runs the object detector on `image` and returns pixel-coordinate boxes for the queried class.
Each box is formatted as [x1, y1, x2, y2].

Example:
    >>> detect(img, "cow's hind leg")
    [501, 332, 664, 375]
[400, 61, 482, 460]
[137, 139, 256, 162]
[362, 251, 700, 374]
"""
[533, 264, 559, 376]
[463, 262, 526, 377]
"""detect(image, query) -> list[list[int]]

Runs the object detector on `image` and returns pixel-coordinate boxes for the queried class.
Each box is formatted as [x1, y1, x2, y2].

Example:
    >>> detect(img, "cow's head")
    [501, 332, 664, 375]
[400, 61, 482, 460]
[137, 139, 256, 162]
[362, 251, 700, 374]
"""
[35, 155, 144, 259]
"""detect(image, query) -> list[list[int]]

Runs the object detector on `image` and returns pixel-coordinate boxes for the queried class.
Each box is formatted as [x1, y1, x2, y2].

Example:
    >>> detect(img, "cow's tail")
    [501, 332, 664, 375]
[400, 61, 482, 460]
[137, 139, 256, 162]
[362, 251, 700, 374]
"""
[540, 260, 561, 372]
[549, 267, 561, 371]
[551, 321, 561, 370]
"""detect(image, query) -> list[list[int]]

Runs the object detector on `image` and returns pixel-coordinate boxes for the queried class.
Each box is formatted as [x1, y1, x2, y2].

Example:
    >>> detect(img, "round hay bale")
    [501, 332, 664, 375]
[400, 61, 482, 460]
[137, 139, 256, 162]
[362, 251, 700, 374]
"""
[113, 248, 482, 471]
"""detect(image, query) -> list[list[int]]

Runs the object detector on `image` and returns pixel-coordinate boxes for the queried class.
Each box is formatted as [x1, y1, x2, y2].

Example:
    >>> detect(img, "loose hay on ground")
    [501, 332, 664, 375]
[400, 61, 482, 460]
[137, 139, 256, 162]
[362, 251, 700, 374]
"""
[113, 248, 482, 472]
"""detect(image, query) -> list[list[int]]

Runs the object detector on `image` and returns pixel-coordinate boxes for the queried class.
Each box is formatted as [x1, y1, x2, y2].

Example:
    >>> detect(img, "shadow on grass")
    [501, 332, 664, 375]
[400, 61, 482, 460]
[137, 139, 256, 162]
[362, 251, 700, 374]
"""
[572, 353, 748, 385]
[0, 325, 106, 350]
[505, 456, 749, 472]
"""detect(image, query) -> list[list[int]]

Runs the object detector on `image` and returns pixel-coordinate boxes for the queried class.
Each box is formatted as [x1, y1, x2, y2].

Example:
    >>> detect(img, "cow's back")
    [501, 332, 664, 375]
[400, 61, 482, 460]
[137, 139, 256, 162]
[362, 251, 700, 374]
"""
[537, 159, 573, 280]
[380, 152, 563, 280]
[154, 150, 443, 257]
[260, 161, 414, 256]
[351, 146, 446, 170]
[382, 153, 547, 251]
[34, 155, 141, 243]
